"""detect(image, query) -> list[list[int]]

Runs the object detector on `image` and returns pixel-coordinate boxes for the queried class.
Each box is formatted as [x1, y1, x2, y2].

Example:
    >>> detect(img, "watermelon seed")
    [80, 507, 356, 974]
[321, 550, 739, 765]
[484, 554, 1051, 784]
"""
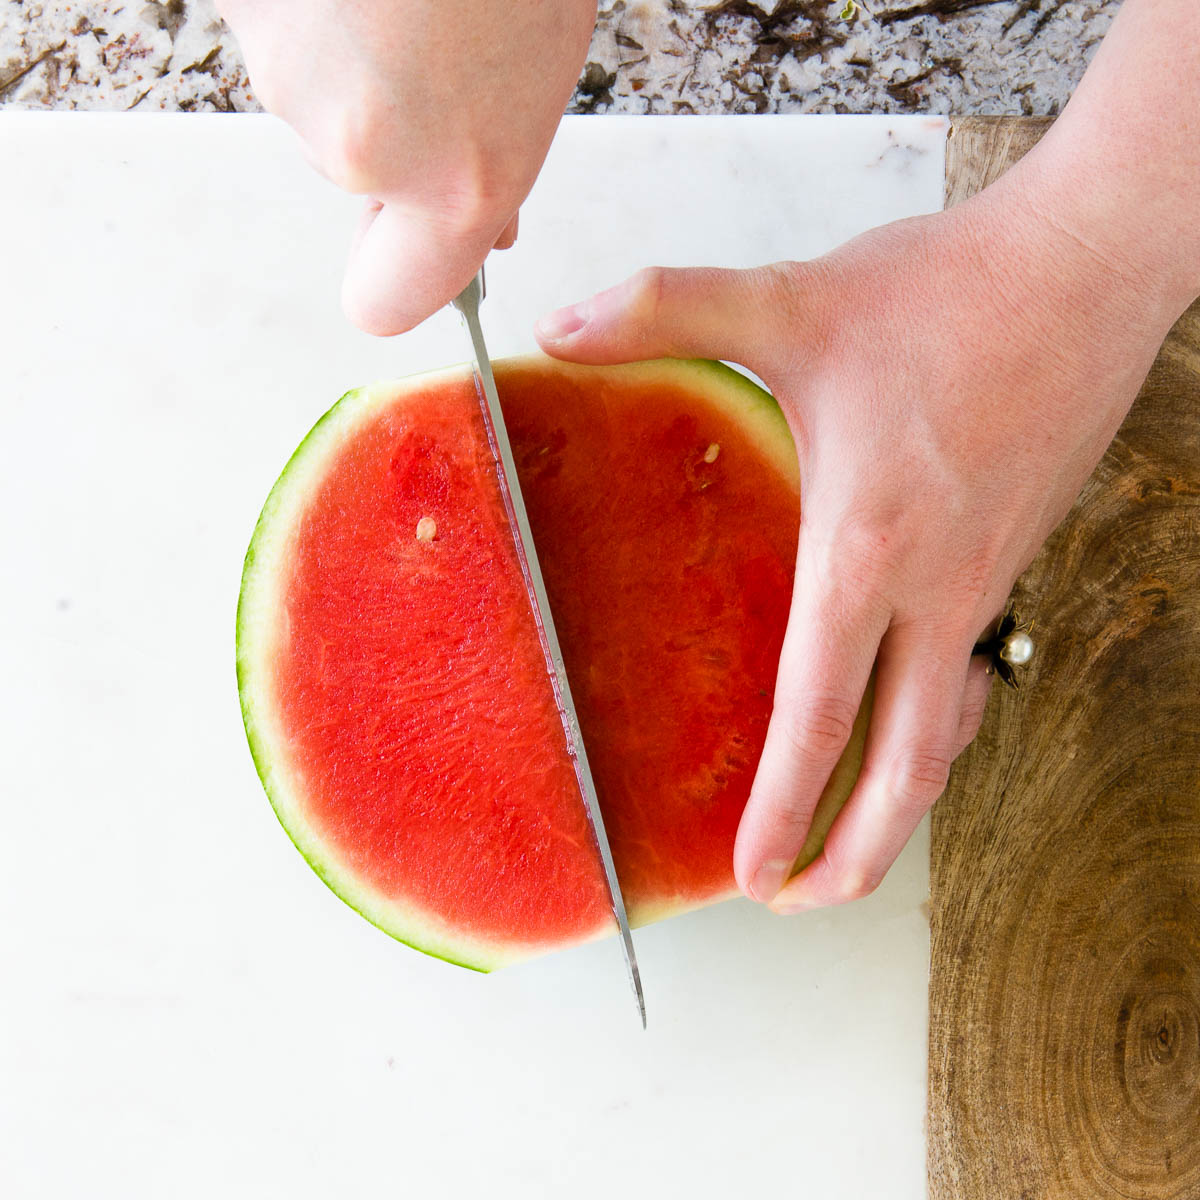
[704, 443, 721, 463]
[415, 517, 438, 542]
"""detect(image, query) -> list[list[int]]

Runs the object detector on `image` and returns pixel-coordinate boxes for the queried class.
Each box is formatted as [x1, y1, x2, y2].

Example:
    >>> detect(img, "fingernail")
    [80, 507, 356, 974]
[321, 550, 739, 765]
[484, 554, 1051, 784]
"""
[750, 859, 792, 904]
[769, 879, 816, 915]
[536, 303, 586, 342]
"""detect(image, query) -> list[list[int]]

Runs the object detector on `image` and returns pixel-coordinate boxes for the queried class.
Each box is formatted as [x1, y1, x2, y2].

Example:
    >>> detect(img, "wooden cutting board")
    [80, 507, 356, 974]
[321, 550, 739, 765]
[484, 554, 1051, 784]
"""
[929, 117, 1200, 1199]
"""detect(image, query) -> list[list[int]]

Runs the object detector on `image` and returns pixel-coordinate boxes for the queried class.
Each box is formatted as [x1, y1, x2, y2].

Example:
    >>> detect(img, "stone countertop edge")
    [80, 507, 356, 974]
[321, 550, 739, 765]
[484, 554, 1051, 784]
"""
[1, 0, 1118, 116]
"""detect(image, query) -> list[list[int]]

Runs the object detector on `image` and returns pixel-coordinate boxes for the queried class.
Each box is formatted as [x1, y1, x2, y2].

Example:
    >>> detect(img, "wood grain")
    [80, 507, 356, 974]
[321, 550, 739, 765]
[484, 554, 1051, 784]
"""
[929, 117, 1200, 1199]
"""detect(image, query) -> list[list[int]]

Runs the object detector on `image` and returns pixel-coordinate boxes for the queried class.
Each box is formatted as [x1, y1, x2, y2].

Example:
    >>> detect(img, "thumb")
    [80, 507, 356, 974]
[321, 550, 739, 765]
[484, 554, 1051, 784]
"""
[534, 263, 805, 376]
[342, 199, 508, 336]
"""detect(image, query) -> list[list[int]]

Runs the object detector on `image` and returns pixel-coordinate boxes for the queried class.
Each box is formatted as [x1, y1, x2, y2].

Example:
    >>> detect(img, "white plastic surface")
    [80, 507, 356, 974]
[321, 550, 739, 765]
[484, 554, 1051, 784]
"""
[0, 112, 946, 1200]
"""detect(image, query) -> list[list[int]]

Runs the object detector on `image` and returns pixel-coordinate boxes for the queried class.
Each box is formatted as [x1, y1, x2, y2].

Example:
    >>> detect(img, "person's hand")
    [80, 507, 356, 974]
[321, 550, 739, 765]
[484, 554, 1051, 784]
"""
[217, 0, 597, 334]
[533, 159, 1187, 913]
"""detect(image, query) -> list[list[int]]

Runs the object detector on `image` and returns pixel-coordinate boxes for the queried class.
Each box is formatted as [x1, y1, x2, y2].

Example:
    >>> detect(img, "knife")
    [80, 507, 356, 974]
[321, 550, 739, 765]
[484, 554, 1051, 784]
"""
[452, 267, 646, 1028]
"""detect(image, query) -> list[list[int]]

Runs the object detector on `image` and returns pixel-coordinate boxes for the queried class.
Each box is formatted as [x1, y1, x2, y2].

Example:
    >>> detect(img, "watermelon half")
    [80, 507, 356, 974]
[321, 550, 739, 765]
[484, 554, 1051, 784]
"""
[237, 356, 870, 970]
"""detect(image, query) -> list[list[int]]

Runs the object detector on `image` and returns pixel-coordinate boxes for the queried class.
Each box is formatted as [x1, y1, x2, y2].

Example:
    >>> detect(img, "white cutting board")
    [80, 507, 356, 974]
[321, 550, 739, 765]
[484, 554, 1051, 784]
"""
[0, 113, 946, 1200]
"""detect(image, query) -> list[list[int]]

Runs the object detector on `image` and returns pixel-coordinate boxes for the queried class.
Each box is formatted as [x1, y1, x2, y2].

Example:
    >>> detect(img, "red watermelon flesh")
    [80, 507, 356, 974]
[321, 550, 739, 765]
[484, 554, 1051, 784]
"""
[237, 357, 870, 970]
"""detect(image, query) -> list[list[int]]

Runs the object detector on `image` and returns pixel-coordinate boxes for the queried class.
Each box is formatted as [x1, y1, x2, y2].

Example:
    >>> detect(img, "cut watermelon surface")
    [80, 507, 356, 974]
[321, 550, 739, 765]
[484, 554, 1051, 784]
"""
[237, 357, 870, 970]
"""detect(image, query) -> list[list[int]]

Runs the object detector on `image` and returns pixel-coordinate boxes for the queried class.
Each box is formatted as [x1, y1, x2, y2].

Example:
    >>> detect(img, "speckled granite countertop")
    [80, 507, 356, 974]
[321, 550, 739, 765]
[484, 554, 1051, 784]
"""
[2, 0, 1115, 115]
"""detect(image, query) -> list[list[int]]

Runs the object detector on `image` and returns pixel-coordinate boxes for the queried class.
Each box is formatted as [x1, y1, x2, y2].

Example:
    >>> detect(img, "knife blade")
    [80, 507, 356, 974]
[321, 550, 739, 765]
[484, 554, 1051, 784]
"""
[451, 267, 645, 1028]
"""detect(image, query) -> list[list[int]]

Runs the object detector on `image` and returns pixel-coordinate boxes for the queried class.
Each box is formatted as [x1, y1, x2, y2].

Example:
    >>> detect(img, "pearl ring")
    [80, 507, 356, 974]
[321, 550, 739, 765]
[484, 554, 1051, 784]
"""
[972, 610, 1035, 689]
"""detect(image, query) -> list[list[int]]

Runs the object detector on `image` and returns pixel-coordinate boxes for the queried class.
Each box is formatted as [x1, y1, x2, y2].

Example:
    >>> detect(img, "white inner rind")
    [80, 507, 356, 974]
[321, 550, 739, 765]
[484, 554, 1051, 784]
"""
[236, 355, 802, 971]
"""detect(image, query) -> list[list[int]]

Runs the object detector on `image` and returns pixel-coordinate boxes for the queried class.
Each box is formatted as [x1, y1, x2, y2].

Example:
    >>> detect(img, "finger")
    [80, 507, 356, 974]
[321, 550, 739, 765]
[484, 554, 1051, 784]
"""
[342, 199, 504, 336]
[493, 211, 520, 251]
[955, 656, 993, 757]
[733, 543, 890, 904]
[769, 623, 970, 914]
[534, 263, 807, 378]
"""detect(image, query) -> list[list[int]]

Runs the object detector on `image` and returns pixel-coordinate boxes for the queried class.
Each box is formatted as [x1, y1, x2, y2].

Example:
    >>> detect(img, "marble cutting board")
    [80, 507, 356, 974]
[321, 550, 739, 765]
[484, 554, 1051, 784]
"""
[0, 112, 946, 1200]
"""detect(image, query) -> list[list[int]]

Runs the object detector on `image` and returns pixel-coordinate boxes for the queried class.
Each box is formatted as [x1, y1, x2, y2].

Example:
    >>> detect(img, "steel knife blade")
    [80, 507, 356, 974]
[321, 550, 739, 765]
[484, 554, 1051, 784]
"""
[451, 267, 645, 1028]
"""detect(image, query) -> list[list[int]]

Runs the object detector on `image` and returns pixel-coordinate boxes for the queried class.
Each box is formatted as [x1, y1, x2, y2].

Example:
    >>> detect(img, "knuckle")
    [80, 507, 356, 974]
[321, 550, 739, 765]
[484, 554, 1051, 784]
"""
[778, 692, 860, 762]
[320, 102, 393, 195]
[835, 870, 879, 904]
[625, 265, 670, 327]
[766, 799, 819, 848]
[836, 517, 906, 591]
[961, 698, 988, 733]
[432, 159, 526, 241]
[761, 259, 807, 319]
[761, 259, 826, 352]
[956, 697, 989, 751]
[819, 845, 879, 904]
[800, 525, 895, 625]
[436, 180, 503, 240]
[942, 544, 1003, 613]
[889, 746, 953, 815]
[763, 258, 806, 300]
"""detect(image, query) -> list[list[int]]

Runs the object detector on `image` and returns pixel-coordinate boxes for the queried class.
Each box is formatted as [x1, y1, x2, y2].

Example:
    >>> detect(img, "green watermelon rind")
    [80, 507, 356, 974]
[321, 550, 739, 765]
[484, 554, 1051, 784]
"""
[236, 355, 838, 972]
[237, 368, 518, 972]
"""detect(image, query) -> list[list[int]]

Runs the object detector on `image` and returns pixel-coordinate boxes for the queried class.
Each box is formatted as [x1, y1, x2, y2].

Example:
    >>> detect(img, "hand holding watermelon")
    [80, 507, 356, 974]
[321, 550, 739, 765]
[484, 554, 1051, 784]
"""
[535, 54, 1200, 912]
